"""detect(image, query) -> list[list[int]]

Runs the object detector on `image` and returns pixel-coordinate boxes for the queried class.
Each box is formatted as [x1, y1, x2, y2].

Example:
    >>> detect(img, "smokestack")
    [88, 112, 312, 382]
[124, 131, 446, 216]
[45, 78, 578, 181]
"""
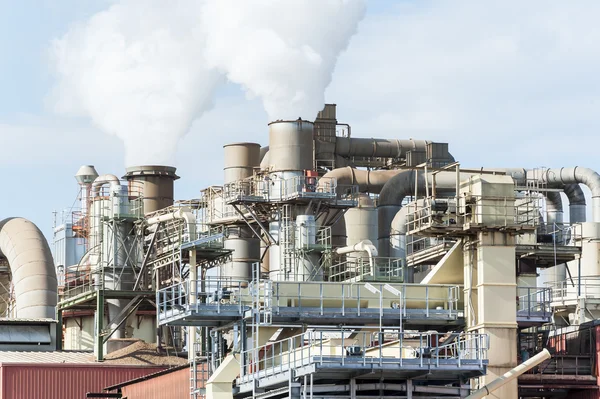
[123, 165, 179, 214]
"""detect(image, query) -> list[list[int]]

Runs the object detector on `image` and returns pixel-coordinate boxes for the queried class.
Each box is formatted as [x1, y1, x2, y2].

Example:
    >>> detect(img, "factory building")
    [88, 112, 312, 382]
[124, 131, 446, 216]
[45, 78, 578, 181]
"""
[0, 104, 598, 398]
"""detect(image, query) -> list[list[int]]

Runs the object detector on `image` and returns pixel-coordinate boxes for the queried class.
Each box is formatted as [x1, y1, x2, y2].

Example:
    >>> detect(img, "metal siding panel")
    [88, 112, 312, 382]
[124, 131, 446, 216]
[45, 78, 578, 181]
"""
[1, 365, 165, 399]
[568, 390, 600, 399]
[121, 367, 190, 399]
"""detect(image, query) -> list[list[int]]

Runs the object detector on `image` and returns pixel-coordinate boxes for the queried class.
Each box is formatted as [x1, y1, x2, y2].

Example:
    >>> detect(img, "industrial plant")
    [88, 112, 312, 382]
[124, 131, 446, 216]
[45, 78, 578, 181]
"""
[1, 104, 600, 398]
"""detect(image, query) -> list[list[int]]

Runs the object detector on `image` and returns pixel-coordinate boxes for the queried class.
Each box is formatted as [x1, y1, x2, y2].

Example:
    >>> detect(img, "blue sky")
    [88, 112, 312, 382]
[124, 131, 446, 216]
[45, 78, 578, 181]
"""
[1, 0, 600, 241]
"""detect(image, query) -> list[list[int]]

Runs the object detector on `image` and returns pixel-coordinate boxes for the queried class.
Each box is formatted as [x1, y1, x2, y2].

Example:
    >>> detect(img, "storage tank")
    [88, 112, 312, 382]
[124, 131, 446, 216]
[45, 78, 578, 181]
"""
[220, 143, 262, 281]
[268, 120, 314, 172]
[123, 165, 179, 214]
[295, 215, 321, 281]
[221, 226, 261, 280]
[345, 194, 378, 248]
[223, 143, 261, 184]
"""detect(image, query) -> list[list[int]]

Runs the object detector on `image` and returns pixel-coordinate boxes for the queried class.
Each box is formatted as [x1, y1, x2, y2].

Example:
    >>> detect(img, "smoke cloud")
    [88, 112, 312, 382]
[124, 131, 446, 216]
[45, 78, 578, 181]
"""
[50, 0, 365, 166]
[200, 0, 366, 121]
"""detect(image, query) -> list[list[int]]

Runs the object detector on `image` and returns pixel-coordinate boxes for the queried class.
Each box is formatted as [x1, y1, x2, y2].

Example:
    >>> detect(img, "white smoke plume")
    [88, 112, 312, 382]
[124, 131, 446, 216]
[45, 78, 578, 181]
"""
[50, 0, 365, 166]
[200, 0, 366, 121]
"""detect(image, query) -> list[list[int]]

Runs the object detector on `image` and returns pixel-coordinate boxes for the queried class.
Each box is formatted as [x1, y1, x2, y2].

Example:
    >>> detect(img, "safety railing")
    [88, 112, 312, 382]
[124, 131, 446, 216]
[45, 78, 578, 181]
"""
[550, 276, 600, 301]
[157, 278, 462, 323]
[222, 176, 358, 204]
[517, 286, 552, 317]
[406, 195, 540, 234]
[329, 256, 404, 282]
[406, 236, 456, 266]
[182, 224, 225, 248]
[536, 222, 581, 246]
[239, 330, 488, 383]
[525, 355, 593, 376]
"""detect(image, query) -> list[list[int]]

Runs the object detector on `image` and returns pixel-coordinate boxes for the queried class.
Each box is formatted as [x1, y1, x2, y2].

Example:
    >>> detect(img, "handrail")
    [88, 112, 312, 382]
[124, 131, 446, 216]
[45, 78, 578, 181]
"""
[516, 286, 552, 317]
[156, 278, 463, 322]
[238, 329, 489, 383]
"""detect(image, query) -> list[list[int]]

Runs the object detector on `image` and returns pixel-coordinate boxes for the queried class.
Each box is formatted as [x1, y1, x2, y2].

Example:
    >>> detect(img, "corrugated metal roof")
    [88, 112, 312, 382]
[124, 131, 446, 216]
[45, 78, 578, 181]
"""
[0, 350, 96, 364]
[104, 365, 188, 389]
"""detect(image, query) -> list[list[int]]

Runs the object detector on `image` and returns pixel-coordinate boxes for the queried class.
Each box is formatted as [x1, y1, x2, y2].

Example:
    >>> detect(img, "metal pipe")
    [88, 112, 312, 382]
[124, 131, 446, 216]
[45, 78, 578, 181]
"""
[322, 167, 402, 194]
[91, 174, 120, 197]
[564, 184, 586, 223]
[530, 167, 600, 222]
[544, 191, 564, 227]
[335, 138, 428, 159]
[465, 349, 551, 399]
[0, 218, 57, 319]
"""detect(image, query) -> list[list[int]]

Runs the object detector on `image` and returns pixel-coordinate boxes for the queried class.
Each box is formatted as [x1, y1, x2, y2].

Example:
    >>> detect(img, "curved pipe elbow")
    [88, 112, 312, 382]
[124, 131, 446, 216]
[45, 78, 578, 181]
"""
[91, 174, 121, 197]
[0, 218, 57, 319]
[146, 208, 197, 240]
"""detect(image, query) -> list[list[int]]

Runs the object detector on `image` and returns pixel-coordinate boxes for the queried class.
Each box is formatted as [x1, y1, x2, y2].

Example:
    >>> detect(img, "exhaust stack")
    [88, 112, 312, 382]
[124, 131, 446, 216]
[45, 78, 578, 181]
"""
[123, 165, 179, 214]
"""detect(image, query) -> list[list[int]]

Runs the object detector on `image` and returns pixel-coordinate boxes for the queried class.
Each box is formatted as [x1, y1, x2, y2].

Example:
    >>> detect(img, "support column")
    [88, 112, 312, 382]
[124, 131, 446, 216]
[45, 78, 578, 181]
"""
[460, 175, 519, 399]
[406, 379, 413, 399]
[96, 289, 104, 361]
[465, 232, 518, 399]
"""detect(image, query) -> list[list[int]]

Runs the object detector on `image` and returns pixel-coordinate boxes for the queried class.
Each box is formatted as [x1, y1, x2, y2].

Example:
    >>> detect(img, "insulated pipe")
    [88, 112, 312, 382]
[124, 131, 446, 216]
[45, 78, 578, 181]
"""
[91, 174, 120, 196]
[335, 138, 430, 159]
[334, 240, 378, 271]
[544, 191, 564, 227]
[529, 167, 600, 222]
[146, 208, 197, 240]
[322, 167, 403, 194]
[564, 184, 586, 223]
[334, 240, 378, 258]
[378, 170, 460, 256]
[0, 218, 57, 319]
[465, 349, 551, 399]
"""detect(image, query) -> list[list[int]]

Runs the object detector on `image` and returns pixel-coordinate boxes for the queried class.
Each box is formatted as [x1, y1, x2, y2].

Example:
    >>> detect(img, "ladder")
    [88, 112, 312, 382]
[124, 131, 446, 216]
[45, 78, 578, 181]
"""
[190, 340, 208, 399]
[279, 204, 295, 281]
[251, 263, 272, 326]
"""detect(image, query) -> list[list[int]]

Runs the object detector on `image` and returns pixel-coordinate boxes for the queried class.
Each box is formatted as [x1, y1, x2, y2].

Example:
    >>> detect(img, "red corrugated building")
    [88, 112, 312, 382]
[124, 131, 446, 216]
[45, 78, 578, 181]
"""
[104, 365, 191, 399]
[0, 351, 180, 399]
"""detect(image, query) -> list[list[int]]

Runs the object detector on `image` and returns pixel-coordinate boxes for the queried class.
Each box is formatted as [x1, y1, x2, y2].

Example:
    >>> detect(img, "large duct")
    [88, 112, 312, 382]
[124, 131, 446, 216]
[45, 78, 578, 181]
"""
[322, 167, 402, 194]
[529, 167, 600, 222]
[545, 191, 564, 228]
[335, 138, 429, 159]
[0, 218, 57, 319]
[564, 184, 586, 223]
[122, 165, 179, 214]
[378, 170, 460, 257]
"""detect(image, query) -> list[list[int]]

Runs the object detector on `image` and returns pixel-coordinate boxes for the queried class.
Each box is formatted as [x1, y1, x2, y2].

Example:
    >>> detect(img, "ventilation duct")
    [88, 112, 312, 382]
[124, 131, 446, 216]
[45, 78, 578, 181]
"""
[0, 218, 57, 319]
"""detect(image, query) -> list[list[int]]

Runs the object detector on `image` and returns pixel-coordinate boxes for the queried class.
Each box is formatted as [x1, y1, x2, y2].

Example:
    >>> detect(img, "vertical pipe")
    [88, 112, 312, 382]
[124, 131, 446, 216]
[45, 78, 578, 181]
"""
[96, 289, 104, 362]
[188, 249, 197, 363]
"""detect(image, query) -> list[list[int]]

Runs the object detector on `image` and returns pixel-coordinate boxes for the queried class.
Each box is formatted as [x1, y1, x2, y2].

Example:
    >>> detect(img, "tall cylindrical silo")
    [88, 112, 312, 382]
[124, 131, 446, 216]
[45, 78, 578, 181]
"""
[122, 165, 179, 214]
[221, 143, 262, 281]
[268, 120, 314, 173]
[223, 143, 261, 184]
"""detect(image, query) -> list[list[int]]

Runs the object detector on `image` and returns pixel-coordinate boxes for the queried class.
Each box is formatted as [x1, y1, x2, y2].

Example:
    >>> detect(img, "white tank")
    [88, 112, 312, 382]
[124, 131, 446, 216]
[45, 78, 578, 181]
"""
[268, 120, 314, 172]
[296, 215, 316, 248]
[345, 194, 378, 248]
[111, 185, 130, 217]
